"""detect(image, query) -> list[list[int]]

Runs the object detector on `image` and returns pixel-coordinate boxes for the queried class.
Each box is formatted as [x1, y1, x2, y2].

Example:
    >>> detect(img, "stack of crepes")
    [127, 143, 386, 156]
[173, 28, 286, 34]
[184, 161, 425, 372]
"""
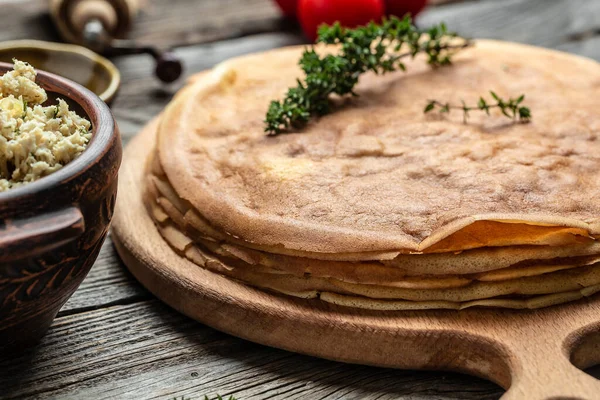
[142, 40, 600, 310]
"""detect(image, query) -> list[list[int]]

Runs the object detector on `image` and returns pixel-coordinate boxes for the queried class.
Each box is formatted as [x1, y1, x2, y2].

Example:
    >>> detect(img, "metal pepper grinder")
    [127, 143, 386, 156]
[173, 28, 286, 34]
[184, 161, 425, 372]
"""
[49, 0, 183, 83]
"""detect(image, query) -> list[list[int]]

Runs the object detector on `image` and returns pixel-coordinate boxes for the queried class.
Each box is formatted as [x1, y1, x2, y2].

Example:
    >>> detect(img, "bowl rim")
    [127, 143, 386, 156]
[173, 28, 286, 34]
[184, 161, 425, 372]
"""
[0, 61, 116, 202]
[0, 40, 121, 103]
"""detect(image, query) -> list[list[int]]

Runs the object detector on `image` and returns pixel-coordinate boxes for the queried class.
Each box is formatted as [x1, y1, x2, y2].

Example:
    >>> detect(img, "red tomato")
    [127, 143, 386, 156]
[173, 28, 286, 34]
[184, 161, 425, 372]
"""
[298, 0, 385, 41]
[384, 0, 428, 18]
[274, 0, 298, 17]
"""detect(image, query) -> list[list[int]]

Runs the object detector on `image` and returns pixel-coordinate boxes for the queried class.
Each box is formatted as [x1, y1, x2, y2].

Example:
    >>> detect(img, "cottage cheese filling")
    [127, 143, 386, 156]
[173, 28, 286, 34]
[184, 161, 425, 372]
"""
[0, 60, 92, 191]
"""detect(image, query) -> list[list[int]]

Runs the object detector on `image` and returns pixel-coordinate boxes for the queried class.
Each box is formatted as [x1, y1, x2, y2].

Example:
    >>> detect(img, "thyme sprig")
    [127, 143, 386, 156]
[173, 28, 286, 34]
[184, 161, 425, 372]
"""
[264, 16, 470, 135]
[424, 91, 531, 123]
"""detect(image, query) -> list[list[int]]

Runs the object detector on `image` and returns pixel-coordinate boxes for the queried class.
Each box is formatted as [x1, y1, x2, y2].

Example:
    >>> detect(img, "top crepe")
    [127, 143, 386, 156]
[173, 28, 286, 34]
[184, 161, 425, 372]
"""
[157, 40, 600, 255]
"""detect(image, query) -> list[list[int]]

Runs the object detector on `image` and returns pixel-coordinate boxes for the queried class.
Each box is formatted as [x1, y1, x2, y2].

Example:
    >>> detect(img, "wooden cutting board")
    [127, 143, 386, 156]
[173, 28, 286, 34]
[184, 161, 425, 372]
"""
[112, 120, 600, 400]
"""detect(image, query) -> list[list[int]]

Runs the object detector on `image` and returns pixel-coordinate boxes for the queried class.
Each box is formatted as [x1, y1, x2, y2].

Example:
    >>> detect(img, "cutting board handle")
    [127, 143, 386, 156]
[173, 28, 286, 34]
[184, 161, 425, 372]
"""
[503, 358, 600, 399]
[499, 324, 600, 400]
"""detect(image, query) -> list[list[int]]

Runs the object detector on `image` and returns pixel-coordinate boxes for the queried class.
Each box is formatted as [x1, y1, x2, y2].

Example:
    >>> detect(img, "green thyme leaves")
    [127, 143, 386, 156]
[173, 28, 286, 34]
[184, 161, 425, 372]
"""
[264, 16, 470, 135]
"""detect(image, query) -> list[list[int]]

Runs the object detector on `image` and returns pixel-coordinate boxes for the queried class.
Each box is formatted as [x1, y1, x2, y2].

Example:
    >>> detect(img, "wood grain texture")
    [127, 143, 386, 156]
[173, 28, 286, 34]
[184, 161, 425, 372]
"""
[131, 0, 287, 48]
[112, 120, 600, 400]
[557, 35, 600, 60]
[0, 0, 60, 43]
[418, 0, 600, 47]
[59, 235, 150, 315]
[0, 300, 503, 400]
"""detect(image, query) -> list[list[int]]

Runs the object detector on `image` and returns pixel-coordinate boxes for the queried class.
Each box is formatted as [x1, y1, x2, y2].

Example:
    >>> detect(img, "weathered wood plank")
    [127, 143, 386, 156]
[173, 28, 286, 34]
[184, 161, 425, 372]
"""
[0, 301, 504, 400]
[418, 0, 600, 48]
[0, 0, 61, 43]
[0, 0, 287, 49]
[131, 0, 287, 48]
[557, 35, 600, 61]
[111, 32, 305, 143]
[430, 0, 479, 4]
[59, 235, 150, 315]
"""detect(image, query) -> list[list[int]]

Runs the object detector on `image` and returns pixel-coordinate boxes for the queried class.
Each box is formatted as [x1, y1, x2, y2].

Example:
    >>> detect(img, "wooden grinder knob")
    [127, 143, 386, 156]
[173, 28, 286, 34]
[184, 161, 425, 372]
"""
[50, 0, 140, 46]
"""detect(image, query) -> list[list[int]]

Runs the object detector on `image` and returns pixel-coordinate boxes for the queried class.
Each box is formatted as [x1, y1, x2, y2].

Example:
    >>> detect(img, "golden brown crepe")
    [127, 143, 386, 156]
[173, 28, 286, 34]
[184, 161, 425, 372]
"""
[146, 164, 600, 308]
[147, 168, 600, 277]
[156, 40, 600, 255]
[153, 213, 600, 309]
[147, 161, 600, 267]
[141, 39, 600, 310]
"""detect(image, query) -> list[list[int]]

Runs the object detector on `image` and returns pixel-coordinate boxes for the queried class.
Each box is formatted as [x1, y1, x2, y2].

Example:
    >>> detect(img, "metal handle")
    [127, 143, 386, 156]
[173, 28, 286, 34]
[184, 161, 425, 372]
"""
[107, 39, 183, 83]
[0, 207, 85, 263]
[83, 23, 183, 83]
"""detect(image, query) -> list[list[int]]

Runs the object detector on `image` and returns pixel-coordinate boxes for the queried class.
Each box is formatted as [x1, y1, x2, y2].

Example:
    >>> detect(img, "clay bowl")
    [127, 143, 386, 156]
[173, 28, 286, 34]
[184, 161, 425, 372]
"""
[0, 62, 122, 352]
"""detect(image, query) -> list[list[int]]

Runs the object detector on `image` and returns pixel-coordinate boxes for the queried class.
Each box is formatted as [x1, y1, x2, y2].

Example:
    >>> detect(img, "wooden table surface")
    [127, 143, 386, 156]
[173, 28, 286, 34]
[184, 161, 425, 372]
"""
[1, 0, 600, 399]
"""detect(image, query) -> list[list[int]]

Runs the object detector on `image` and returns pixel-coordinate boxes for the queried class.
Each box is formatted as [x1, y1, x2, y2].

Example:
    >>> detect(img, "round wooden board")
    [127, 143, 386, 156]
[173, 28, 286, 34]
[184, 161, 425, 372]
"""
[112, 119, 600, 400]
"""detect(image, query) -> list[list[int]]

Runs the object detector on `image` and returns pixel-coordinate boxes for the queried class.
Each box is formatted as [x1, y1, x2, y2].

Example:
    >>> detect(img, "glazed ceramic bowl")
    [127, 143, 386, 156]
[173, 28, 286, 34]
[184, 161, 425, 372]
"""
[0, 62, 122, 351]
[0, 40, 120, 103]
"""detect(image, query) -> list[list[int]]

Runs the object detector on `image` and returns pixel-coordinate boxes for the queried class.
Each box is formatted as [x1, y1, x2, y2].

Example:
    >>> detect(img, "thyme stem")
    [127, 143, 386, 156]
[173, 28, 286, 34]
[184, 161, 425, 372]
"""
[424, 92, 531, 123]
